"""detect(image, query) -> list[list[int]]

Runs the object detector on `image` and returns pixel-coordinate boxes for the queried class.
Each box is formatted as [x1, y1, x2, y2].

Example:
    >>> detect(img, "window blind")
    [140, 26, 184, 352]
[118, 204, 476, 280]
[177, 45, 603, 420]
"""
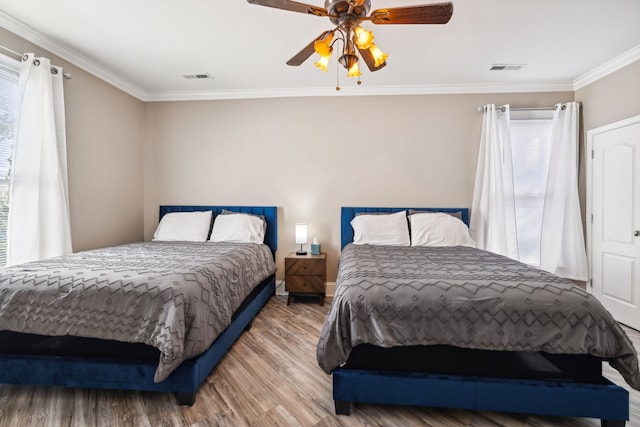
[510, 118, 553, 266]
[0, 54, 19, 266]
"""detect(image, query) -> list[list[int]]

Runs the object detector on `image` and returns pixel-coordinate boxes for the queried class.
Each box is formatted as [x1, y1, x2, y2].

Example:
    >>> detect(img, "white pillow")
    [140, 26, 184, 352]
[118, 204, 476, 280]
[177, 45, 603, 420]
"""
[409, 212, 476, 247]
[209, 213, 265, 243]
[153, 211, 212, 242]
[351, 210, 410, 246]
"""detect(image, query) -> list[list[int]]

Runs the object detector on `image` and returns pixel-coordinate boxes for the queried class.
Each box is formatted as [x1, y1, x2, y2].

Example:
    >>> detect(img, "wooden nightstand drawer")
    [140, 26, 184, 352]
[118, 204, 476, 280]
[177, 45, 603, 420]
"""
[285, 258, 325, 276]
[284, 253, 326, 306]
[285, 275, 324, 293]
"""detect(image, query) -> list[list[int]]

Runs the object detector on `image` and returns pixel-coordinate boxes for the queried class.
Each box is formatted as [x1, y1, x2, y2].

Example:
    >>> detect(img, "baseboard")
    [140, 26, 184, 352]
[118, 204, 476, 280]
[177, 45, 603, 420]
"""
[325, 282, 336, 297]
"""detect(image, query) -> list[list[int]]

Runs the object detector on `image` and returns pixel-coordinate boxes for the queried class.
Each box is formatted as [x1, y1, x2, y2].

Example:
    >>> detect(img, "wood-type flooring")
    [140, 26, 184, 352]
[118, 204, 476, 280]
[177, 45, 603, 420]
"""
[0, 295, 638, 427]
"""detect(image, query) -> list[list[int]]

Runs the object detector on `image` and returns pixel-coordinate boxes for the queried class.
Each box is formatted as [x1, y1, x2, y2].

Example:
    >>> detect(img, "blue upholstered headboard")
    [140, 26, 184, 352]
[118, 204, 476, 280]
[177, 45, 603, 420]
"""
[340, 207, 470, 250]
[159, 205, 278, 256]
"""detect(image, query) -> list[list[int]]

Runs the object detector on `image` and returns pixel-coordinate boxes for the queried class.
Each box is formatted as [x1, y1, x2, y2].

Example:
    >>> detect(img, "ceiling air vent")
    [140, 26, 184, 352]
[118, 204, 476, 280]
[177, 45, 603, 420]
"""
[490, 64, 525, 71]
[183, 73, 213, 80]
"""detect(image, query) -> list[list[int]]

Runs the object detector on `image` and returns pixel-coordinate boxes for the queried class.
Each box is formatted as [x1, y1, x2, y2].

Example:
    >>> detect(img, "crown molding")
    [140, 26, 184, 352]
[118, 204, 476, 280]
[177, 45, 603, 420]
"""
[142, 81, 575, 102]
[0, 10, 146, 100]
[573, 44, 640, 91]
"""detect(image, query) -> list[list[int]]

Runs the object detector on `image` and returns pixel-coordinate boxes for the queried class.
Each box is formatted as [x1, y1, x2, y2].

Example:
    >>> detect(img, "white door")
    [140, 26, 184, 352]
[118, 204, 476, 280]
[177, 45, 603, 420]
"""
[588, 115, 640, 330]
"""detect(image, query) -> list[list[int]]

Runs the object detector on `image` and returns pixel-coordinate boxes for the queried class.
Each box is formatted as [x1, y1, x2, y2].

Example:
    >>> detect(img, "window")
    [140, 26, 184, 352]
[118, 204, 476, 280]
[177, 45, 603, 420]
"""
[0, 55, 19, 266]
[510, 110, 553, 267]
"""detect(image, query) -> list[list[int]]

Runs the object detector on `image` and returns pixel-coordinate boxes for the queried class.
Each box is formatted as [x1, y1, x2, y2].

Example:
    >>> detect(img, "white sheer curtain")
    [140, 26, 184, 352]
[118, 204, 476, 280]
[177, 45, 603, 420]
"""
[469, 104, 519, 259]
[7, 53, 72, 265]
[539, 102, 588, 280]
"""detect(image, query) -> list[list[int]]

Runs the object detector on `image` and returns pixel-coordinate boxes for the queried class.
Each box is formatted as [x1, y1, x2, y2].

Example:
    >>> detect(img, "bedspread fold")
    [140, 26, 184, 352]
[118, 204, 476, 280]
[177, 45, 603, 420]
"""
[317, 244, 640, 390]
[0, 241, 276, 382]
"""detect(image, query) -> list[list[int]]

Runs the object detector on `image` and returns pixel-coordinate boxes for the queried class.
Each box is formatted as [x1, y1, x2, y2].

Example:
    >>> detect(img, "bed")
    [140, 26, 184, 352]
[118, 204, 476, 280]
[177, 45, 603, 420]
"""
[0, 205, 277, 405]
[317, 207, 640, 426]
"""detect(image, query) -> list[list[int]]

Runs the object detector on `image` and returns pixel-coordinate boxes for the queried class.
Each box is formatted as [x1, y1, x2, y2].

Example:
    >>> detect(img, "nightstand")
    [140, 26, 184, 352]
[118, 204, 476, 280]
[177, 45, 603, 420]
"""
[285, 253, 326, 305]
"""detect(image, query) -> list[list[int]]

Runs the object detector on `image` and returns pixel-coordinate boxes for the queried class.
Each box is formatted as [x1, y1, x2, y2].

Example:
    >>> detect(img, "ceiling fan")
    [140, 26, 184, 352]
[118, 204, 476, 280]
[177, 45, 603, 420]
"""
[246, 0, 453, 81]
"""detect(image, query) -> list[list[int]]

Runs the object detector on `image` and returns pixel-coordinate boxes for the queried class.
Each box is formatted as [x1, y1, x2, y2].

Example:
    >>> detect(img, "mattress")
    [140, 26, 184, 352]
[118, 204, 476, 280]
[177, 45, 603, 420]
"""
[0, 241, 276, 382]
[317, 243, 640, 390]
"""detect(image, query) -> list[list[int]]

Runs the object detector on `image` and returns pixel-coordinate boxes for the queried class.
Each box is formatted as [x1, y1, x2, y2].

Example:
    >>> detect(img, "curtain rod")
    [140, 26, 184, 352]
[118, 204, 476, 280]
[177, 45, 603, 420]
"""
[476, 105, 556, 113]
[477, 103, 581, 113]
[0, 44, 72, 80]
[0, 44, 22, 60]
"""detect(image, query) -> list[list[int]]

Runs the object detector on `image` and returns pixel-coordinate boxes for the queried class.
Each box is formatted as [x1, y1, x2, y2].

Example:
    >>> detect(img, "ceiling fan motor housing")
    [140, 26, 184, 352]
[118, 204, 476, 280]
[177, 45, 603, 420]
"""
[326, 0, 370, 25]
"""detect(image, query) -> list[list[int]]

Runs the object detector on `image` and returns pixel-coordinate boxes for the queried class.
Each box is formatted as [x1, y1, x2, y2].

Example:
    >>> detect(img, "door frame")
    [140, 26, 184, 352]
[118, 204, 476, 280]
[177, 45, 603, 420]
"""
[586, 114, 640, 292]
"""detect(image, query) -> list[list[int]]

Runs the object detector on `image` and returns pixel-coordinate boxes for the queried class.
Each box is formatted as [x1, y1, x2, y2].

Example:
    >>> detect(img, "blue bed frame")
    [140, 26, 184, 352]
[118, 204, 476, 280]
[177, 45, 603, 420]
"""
[334, 207, 629, 426]
[0, 205, 277, 405]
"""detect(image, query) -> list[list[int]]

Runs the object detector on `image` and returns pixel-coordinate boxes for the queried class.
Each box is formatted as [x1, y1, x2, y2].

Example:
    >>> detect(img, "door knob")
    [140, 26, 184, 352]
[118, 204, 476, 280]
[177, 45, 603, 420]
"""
[635, 230, 640, 236]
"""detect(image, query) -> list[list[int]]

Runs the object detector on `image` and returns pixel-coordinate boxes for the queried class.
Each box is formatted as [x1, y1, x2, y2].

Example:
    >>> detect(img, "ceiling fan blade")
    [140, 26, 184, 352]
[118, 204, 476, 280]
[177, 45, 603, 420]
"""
[286, 33, 326, 66]
[358, 48, 386, 72]
[247, 0, 328, 17]
[370, 2, 453, 25]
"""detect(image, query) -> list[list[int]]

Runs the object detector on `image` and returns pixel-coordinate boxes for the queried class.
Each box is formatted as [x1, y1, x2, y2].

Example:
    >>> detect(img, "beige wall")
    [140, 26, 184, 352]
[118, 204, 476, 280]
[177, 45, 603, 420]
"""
[143, 92, 572, 281]
[11, 25, 636, 283]
[577, 60, 640, 131]
[575, 60, 640, 219]
[0, 28, 145, 252]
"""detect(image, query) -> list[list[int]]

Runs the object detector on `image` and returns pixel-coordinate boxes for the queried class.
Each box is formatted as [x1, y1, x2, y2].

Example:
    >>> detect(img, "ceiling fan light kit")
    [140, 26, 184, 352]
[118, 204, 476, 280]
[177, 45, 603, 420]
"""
[368, 43, 387, 67]
[353, 26, 374, 49]
[314, 55, 331, 71]
[314, 31, 334, 56]
[247, 0, 453, 87]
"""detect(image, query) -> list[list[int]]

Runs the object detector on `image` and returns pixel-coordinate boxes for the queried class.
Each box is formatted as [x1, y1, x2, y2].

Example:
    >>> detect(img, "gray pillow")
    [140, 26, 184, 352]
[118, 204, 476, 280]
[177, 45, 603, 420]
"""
[221, 209, 267, 234]
[408, 209, 462, 220]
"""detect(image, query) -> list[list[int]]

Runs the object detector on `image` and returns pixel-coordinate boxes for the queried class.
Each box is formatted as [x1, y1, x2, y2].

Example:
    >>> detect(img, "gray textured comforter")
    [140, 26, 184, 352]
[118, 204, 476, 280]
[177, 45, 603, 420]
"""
[0, 241, 276, 382]
[317, 244, 640, 390]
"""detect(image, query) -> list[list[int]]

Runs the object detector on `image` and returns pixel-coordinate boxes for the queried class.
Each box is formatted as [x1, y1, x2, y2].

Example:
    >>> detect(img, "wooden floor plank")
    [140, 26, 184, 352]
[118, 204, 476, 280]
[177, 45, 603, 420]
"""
[0, 295, 637, 426]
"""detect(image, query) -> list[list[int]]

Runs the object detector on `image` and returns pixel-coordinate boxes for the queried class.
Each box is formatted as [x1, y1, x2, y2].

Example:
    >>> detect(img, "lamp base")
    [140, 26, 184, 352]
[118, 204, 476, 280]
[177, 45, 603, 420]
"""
[296, 250, 307, 256]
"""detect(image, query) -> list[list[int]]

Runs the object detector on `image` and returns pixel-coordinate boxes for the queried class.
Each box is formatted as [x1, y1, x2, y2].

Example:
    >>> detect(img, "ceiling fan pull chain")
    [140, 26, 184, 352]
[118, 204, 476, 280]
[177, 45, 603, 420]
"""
[336, 52, 341, 91]
[335, 35, 342, 91]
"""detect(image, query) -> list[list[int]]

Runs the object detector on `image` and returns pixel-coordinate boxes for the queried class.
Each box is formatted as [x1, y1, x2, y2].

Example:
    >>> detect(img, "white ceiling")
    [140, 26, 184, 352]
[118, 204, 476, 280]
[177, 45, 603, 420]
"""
[1, 0, 639, 101]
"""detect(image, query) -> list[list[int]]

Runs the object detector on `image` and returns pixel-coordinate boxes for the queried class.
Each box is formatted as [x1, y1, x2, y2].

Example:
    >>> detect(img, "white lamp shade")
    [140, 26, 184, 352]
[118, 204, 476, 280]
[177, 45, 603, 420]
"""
[295, 223, 308, 245]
